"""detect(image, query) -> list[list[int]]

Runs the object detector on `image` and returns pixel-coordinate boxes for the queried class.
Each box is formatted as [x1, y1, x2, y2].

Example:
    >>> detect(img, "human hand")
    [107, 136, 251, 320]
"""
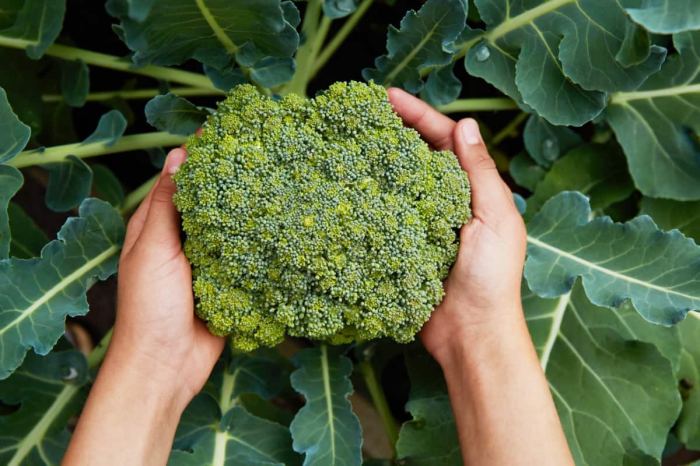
[110, 147, 225, 407]
[388, 88, 527, 364]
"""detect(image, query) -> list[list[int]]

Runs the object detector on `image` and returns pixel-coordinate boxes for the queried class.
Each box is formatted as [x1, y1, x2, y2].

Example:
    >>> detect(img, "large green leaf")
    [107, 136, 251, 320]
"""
[465, 0, 666, 126]
[607, 31, 700, 201]
[396, 347, 460, 466]
[0, 0, 65, 58]
[0, 87, 30, 163]
[0, 348, 89, 466]
[524, 281, 681, 465]
[290, 346, 362, 466]
[623, 0, 700, 33]
[171, 350, 300, 466]
[525, 144, 634, 217]
[525, 191, 700, 325]
[362, 0, 467, 93]
[107, 0, 298, 86]
[7, 202, 47, 259]
[0, 165, 22, 259]
[0, 50, 43, 137]
[640, 198, 700, 242]
[0, 198, 124, 379]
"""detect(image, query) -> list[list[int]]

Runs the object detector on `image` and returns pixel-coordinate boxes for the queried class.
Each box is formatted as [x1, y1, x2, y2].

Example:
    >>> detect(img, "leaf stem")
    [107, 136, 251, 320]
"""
[0, 37, 217, 90]
[120, 174, 159, 214]
[9, 132, 186, 168]
[87, 328, 114, 368]
[311, 0, 374, 78]
[43, 87, 224, 103]
[490, 111, 528, 147]
[358, 359, 399, 455]
[283, 0, 326, 96]
[438, 97, 518, 113]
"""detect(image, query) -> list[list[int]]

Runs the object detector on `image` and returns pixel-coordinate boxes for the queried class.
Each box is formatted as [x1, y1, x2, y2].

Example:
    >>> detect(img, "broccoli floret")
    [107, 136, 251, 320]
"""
[173, 81, 470, 351]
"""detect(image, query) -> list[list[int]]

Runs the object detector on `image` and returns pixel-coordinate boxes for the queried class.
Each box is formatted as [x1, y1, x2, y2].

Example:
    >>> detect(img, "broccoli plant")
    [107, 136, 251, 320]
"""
[0, 1, 699, 465]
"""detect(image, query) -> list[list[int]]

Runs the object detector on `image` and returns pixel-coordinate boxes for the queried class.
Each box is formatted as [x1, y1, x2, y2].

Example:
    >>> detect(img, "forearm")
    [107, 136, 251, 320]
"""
[437, 308, 574, 466]
[63, 340, 189, 466]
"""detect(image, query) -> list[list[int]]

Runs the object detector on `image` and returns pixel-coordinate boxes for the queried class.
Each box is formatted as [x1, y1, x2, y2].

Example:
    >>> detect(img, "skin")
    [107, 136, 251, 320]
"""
[63, 89, 573, 466]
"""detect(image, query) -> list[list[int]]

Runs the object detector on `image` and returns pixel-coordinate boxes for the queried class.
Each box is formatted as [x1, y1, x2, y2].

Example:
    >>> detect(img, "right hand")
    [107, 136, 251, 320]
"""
[387, 88, 527, 364]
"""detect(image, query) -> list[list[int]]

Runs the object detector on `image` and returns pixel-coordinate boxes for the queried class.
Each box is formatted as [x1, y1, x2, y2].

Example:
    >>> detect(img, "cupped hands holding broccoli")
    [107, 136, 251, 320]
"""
[173, 82, 471, 351]
[65, 82, 572, 466]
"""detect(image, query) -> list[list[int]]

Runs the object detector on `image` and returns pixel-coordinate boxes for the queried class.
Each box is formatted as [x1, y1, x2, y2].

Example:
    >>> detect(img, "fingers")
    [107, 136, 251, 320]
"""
[134, 148, 187, 253]
[453, 119, 516, 221]
[121, 181, 156, 257]
[387, 87, 456, 150]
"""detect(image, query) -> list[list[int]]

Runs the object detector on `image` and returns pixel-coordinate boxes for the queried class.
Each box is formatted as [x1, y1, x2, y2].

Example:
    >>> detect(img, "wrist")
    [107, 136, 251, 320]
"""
[101, 336, 195, 413]
[431, 304, 531, 370]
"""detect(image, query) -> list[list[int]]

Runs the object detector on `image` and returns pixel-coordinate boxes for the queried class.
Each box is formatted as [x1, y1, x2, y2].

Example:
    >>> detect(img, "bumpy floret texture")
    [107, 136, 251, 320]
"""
[174, 81, 470, 351]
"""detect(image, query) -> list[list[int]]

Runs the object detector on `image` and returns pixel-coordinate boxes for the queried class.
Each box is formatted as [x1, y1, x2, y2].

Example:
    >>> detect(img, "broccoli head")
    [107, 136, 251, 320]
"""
[173, 81, 470, 351]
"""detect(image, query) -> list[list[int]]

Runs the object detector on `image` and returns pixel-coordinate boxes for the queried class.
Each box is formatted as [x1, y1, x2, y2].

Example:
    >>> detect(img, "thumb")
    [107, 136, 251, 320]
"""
[453, 118, 513, 220]
[137, 148, 187, 251]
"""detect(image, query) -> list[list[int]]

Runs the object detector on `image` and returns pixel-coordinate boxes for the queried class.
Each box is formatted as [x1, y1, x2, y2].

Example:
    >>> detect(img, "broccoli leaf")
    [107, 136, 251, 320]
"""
[363, 0, 467, 93]
[83, 110, 127, 145]
[323, 0, 359, 19]
[7, 202, 48, 259]
[396, 347, 461, 465]
[171, 350, 300, 466]
[44, 155, 93, 212]
[524, 144, 634, 218]
[676, 315, 700, 450]
[465, 0, 667, 126]
[622, 0, 700, 33]
[107, 0, 299, 86]
[145, 93, 210, 136]
[0, 87, 31, 163]
[0, 198, 124, 379]
[0, 0, 65, 59]
[290, 346, 362, 466]
[524, 281, 681, 465]
[59, 59, 90, 108]
[0, 348, 89, 465]
[640, 198, 700, 243]
[509, 152, 546, 192]
[419, 64, 462, 107]
[91, 164, 125, 208]
[523, 115, 582, 168]
[0, 166, 23, 260]
[606, 31, 700, 201]
[525, 191, 700, 325]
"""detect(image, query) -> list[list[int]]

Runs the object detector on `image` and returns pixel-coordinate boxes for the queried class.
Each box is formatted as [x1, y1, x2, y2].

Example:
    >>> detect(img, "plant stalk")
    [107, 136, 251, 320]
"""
[9, 132, 186, 168]
[43, 87, 224, 103]
[489, 111, 528, 147]
[120, 174, 160, 214]
[438, 97, 518, 113]
[87, 328, 114, 369]
[358, 359, 399, 455]
[283, 0, 327, 96]
[0, 37, 217, 90]
[311, 0, 374, 78]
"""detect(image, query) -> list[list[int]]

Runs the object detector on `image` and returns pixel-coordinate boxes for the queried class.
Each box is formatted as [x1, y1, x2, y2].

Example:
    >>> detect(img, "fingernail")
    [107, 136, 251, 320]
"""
[164, 149, 186, 175]
[461, 119, 482, 145]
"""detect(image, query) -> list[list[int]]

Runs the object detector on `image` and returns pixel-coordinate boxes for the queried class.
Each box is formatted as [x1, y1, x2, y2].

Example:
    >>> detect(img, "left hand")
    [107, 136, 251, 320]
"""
[110, 147, 225, 406]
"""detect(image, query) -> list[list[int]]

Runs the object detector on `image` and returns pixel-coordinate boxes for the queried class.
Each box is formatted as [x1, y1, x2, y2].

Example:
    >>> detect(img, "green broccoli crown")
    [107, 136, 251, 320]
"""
[173, 81, 470, 351]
